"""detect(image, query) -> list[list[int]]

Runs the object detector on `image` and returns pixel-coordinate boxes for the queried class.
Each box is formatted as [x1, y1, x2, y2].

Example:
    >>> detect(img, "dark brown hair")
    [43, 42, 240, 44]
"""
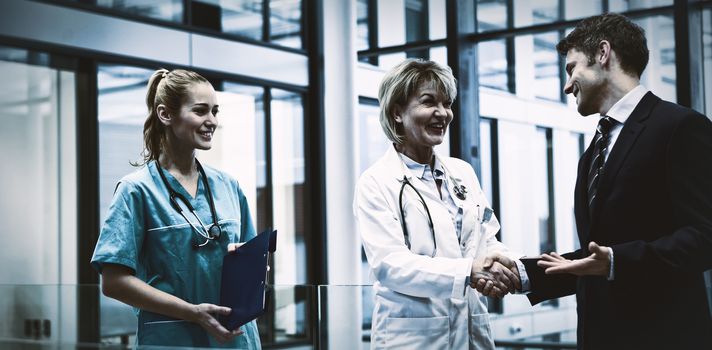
[556, 13, 649, 78]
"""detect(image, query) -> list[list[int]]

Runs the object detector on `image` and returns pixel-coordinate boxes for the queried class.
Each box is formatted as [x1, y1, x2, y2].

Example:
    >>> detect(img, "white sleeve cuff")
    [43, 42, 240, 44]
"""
[452, 258, 473, 300]
[607, 247, 615, 281]
[515, 259, 530, 293]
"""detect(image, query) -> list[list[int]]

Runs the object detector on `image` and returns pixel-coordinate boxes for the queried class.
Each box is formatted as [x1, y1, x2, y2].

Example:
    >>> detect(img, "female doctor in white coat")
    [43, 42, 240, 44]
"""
[354, 58, 525, 349]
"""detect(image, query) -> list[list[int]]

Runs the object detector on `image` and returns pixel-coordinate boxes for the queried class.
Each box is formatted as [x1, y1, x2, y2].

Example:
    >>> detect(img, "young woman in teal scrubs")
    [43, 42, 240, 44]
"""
[91, 69, 261, 349]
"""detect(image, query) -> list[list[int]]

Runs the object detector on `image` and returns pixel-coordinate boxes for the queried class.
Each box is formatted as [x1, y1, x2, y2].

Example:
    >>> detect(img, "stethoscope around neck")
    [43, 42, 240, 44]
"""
[156, 159, 222, 248]
[397, 154, 468, 258]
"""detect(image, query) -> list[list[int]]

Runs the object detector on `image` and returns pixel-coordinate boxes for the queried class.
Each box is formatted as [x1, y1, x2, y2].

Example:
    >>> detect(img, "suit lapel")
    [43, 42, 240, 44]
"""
[590, 92, 659, 223]
[575, 143, 594, 243]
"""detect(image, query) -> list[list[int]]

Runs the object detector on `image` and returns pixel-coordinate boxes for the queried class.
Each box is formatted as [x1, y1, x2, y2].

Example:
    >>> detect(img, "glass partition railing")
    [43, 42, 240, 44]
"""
[0, 284, 576, 349]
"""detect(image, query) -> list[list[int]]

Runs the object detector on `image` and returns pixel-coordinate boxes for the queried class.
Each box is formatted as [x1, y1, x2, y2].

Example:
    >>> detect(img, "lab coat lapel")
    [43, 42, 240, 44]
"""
[385, 146, 440, 203]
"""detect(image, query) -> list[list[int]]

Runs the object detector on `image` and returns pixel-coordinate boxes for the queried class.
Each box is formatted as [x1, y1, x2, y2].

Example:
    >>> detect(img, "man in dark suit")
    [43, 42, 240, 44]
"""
[485, 13, 712, 349]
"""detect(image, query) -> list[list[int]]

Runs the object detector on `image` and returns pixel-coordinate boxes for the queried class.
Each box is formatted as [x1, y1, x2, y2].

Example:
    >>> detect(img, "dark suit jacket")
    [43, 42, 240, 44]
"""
[523, 92, 712, 350]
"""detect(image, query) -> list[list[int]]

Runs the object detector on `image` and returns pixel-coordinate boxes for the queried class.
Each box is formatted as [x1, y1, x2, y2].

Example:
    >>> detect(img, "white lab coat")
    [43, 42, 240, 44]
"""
[354, 146, 517, 350]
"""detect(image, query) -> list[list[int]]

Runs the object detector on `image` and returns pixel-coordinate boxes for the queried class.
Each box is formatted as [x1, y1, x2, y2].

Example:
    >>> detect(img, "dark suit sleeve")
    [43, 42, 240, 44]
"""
[613, 113, 712, 280]
[523, 250, 582, 305]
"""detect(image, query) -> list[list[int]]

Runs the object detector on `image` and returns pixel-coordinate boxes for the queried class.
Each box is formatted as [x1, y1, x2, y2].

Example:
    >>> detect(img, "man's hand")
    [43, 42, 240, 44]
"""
[471, 253, 521, 298]
[537, 241, 610, 276]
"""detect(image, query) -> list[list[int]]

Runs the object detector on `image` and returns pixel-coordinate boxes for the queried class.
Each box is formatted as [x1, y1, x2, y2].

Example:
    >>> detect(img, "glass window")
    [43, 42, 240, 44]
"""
[478, 39, 512, 92]
[374, 52, 408, 71]
[357, 0, 371, 51]
[477, 0, 509, 32]
[480, 117, 503, 314]
[0, 46, 77, 343]
[635, 15, 676, 102]
[270, 88, 307, 338]
[269, 0, 303, 49]
[534, 127, 555, 255]
[222, 83, 266, 229]
[702, 8, 712, 117]
[573, 132, 585, 251]
[428, 0, 447, 40]
[609, 0, 673, 12]
[94, 0, 183, 22]
[0, 47, 74, 285]
[406, 0, 429, 45]
[533, 31, 563, 102]
[357, 101, 389, 175]
[531, 0, 559, 25]
[563, 0, 602, 20]
[193, 0, 263, 41]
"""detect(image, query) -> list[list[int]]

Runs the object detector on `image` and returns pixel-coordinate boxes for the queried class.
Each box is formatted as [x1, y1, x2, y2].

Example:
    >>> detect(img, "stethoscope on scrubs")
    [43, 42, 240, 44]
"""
[397, 154, 468, 257]
[156, 159, 222, 248]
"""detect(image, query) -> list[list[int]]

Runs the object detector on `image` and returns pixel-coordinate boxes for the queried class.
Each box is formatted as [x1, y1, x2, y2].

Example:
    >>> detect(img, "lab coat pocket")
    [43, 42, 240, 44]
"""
[470, 313, 495, 350]
[385, 316, 449, 349]
[138, 320, 209, 347]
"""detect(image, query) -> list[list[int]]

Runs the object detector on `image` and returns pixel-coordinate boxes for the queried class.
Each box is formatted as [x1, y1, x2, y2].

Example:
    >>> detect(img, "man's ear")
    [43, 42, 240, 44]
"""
[156, 104, 172, 126]
[598, 40, 612, 67]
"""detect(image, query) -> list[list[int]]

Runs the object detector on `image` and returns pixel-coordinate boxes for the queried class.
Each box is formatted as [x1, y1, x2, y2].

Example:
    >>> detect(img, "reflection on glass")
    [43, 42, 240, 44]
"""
[478, 39, 510, 91]
[270, 0, 303, 49]
[477, 0, 508, 32]
[609, 0, 673, 12]
[635, 15, 676, 102]
[94, 0, 183, 22]
[270, 88, 306, 337]
[533, 31, 563, 101]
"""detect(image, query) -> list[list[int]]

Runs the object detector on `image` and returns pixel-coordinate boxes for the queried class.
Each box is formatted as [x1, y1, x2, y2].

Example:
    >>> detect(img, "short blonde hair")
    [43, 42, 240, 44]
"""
[378, 58, 457, 144]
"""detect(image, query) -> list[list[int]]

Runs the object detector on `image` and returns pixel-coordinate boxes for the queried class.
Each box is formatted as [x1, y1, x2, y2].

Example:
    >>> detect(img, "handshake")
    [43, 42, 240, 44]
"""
[470, 253, 520, 298]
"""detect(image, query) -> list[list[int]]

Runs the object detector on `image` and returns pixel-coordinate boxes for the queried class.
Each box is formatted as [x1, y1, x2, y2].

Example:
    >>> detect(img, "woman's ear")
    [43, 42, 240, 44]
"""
[156, 104, 171, 126]
[393, 106, 403, 123]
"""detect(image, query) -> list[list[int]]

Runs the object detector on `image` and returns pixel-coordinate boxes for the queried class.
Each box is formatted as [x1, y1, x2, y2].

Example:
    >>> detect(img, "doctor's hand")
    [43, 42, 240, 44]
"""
[471, 255, 520, 298]
[537, 241, 610, 277]
[189, 303, 244, 343]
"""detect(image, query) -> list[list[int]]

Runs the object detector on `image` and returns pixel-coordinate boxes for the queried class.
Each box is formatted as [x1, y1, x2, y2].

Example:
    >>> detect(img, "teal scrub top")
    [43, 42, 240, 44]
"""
[91, 161, 261, 349]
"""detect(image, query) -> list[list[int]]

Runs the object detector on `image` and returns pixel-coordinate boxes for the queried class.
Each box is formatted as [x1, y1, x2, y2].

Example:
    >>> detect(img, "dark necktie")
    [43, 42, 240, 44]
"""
[587, 116, 616, 216]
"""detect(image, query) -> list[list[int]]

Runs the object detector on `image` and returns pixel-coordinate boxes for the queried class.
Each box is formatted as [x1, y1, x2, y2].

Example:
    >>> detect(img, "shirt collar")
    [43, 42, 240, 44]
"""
[604, 85, 648, 125]
[399, 152, 445, 180]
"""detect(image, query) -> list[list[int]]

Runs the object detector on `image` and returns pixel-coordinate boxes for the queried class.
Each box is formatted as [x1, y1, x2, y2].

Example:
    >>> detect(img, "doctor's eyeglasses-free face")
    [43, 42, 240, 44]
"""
[156, 159, 223, 248]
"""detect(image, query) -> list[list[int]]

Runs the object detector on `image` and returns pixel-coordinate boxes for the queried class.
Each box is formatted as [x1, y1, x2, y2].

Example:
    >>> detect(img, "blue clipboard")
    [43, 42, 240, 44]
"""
[219, 229, 277, 330]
